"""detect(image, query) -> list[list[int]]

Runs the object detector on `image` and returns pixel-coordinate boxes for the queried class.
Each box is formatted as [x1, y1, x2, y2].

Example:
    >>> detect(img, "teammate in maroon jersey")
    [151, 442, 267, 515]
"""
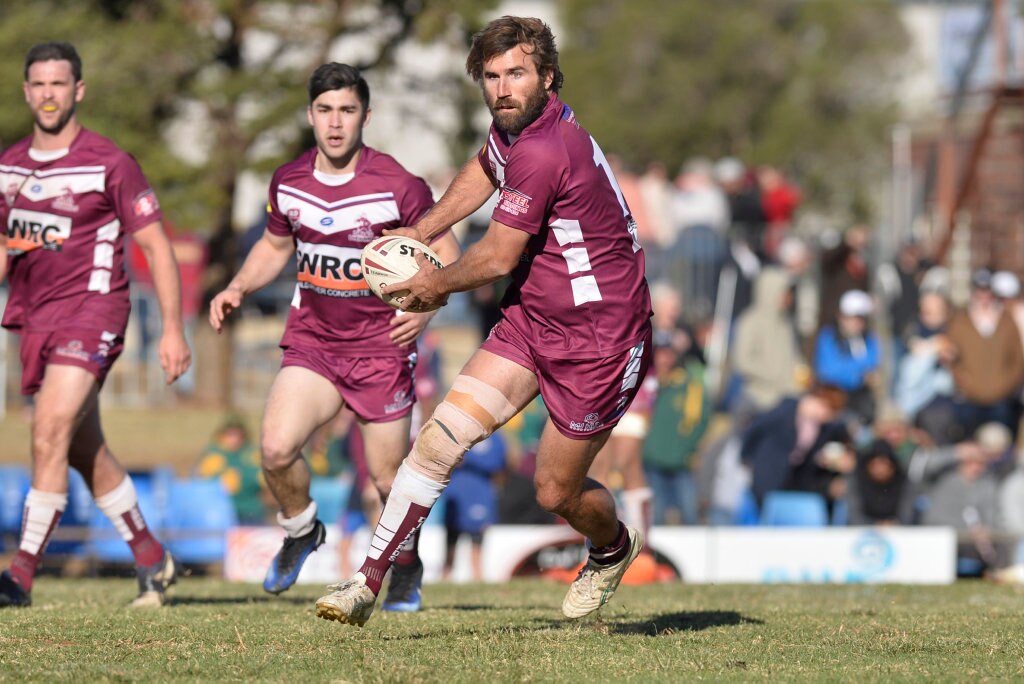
[316, 16, 652, 626]
[0, 42, 191, 608]
[209, 63, 458, 609]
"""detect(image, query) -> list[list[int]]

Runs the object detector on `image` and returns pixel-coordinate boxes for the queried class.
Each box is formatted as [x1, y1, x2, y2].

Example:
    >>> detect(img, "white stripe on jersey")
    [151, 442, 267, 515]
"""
[278, 184, 394, 212]
[487, 134, 507, 165]
[276, 192, 400, 237]
[0, 168, 106, 201]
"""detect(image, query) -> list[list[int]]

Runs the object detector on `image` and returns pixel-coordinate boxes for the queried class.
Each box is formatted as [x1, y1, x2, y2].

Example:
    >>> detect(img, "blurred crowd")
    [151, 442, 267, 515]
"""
[191, 154, 1024, 581]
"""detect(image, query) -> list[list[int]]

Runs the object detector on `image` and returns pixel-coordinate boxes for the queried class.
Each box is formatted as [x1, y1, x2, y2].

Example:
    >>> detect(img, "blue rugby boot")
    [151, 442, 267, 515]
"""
[263, 519, 326, 595]
[381, 557, 423, 612]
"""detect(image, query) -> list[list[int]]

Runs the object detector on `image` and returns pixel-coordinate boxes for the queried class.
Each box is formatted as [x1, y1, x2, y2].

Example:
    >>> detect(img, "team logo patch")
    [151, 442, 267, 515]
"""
[287, 208, 301, 229]
[320, 216, 334, 227]
[55, 339, 90, 362]
[569, 412, 603, 433]
[30, 184, 42, 194]
[132, 189, 159, 217]
[349, 216, 375, 243]
[385, 389, 412, 414]
[52, 185, 79, 213]
[498, 186, 531, 217]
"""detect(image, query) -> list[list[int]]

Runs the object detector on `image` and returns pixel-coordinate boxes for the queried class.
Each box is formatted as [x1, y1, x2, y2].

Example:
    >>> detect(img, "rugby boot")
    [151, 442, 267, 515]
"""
[562, 526, 644, 619]
[263, 519, 326, 595]
[315, 572, 378, 627]
[132, 550, 178, 608]
[381, 557, 423, 612]
[0, 570, 31, 608]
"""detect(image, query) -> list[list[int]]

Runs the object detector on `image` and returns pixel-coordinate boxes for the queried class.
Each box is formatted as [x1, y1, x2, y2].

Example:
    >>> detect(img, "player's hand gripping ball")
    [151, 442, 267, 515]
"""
[360, 235, 444, 311]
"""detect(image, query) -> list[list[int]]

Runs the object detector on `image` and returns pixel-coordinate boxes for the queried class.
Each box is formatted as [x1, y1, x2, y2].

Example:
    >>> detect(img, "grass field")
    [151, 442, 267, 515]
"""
[2, 578, 1023, 681]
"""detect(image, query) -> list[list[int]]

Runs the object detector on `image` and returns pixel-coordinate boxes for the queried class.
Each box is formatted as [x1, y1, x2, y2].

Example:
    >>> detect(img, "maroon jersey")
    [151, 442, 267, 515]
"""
[1, 129, 162, 333]
[477, 94, 652, 359]
[267, 146, 434, 356]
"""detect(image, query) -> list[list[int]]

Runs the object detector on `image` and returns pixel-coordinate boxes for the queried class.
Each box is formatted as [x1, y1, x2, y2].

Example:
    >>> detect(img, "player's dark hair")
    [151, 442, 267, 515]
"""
[466, 16, 564, 92]
[24, 42, 82, 82]
[308, 63, 370, 109]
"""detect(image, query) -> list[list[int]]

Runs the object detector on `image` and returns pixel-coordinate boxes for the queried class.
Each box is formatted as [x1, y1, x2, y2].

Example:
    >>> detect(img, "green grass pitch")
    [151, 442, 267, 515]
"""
[2, 578, 1024, 681]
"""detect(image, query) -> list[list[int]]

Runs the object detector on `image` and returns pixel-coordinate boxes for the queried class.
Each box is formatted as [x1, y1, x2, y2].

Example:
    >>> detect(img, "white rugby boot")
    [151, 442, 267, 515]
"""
[562, 526, 644, 619]
[315, 572, 378, 627]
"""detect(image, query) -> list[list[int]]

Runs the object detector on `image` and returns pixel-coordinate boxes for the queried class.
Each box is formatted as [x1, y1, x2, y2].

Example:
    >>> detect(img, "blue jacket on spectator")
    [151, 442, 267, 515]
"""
[445, 433, 507, 534]
[814, 325, 880, 391]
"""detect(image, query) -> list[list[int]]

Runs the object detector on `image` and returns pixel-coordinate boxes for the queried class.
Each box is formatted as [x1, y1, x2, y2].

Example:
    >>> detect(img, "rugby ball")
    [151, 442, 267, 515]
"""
[360, 235, 444, 311]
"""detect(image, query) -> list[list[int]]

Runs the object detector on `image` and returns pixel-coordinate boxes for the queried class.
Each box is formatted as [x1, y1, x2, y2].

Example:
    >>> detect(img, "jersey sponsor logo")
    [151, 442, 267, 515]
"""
[320, 216, 334, 227]
[52, 185, 80, 213]
[569, 412, 603, 433]
[132, 189, 159, 217]
[6, 208, 72, 254]
[295, 240, 369, 297]
[30, 184, 42, 194]
[498, 186, 531, 217]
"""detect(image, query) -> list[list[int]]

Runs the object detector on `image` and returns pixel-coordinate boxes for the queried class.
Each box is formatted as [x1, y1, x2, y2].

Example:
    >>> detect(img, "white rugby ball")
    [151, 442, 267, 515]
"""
[360, 235, 444, 311]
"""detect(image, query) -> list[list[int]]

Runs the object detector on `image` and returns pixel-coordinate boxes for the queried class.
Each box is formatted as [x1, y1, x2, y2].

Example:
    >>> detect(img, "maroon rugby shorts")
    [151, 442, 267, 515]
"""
[18, 328, 125, 395]
[281, 345, 416, 423]
[481, 319, 653, 440]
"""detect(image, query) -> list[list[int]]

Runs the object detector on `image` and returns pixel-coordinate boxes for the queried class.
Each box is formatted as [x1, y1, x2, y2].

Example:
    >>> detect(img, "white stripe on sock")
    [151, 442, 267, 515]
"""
[94, 476, 144, 541]
[19, 488, 68, 555]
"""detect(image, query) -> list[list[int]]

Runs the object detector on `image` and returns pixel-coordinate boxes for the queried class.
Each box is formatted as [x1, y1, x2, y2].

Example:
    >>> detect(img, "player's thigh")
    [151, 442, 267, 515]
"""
[455, 348, 539, 424]
[33, 364, 101, 443]
[261, 365, 344, 457]
[534, 420, 611, 495]
[357, 414, 411, 489]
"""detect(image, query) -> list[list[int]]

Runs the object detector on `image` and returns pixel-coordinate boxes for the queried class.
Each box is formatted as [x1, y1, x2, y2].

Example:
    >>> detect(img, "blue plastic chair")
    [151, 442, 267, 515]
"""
[0, 466, 31, 552]
[732, 488, 761, 526]
[309, 477, 350, 526]
[87, 475, 165, 563]
[759, 491, 829, 527]
[165, 479, 238, 564]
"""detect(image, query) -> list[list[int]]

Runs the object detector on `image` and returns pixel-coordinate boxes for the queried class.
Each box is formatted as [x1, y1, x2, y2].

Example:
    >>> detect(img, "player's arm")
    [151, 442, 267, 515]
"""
[409, 158, 496, 242]
[209, 230, 294, 333]
[133, 222, 192, 384]
[0, 232, 7, 285]
[388, 229, 462, 347]
[385, 220, 527, 312]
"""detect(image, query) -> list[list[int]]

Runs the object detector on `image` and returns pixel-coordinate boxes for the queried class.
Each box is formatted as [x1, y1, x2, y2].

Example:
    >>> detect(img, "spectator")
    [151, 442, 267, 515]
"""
[667, 158, 729, 321]
[993, 270, 1024, 350]
[996, 446, 1024, 578]
[717, 156, 766, 257]
[740, 384, 850, 507]
[907, 423, 1009, 572]
[638, 161, 674, 250]
[945, 269, 1024, 439]
[443, 433, 507, 582]
[846, 438, 913, 526]
[877, 238, 931, 387]
[194, 417, 270, 525]
[732, 267, 805, 417]
[757, 165, 801, 261]
[814, 290, 881, 427]
[819, 226, 871, 331]
[894, 290, 955, 435]
[777, 236, 819, 360]
[642, 331, 713, 524]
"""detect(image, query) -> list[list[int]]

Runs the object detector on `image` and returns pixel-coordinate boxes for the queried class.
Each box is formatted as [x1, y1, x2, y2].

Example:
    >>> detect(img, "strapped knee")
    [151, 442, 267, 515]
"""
[407, 376, 518, 483]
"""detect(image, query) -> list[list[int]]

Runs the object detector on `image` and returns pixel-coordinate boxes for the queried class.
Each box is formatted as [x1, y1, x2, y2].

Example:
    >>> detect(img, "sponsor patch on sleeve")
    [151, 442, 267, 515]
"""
[132, 189, 160, 217]
[498, 187, 532, 217]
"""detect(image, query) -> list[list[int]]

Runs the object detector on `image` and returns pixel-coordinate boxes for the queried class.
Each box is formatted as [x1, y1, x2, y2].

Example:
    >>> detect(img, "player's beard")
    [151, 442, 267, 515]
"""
[488, 84, 549, 136]
[34, 101, 76, 136]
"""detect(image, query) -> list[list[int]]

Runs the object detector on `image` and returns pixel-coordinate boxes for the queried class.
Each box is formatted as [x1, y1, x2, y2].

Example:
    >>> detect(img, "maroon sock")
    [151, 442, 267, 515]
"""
[359, 502, 431, 594]
[122, 510, 165, 567]
[10, 506, 63, 591]
[589, 521, 629, 566]
[394, 526, 421, 567]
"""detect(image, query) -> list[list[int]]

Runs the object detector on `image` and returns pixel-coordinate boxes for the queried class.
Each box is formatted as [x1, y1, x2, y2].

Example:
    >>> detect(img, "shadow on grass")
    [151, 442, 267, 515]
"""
[170, 595, 313, 606]
[610, 611, 763, 636]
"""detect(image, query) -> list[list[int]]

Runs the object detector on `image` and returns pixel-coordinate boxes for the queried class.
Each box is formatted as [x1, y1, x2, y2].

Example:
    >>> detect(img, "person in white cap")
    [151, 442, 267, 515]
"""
[813, 289, 881, 427]
[993, 270, 1024, 352]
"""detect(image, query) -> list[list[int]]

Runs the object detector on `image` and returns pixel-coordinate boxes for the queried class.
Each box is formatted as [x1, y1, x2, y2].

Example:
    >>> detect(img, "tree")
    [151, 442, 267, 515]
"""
[557, 0, 911, 220]
[0, 0, 496, 406]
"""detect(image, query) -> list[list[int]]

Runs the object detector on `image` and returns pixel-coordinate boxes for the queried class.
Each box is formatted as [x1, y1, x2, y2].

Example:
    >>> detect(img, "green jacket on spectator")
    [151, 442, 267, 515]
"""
[643, 362, 712, 472]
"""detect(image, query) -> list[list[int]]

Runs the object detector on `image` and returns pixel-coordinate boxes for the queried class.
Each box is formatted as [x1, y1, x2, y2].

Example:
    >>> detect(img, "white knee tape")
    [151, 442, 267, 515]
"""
[406, 376, 517, 483]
